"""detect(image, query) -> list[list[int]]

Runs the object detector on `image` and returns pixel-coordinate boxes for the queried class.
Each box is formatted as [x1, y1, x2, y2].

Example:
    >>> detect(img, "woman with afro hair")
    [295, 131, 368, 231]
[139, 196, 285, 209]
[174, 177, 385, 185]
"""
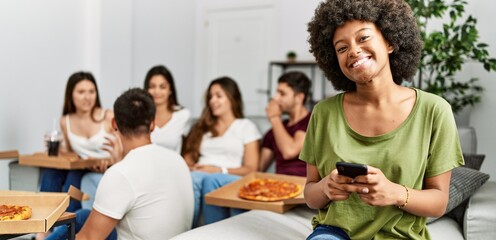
[299, 0, 464, 239]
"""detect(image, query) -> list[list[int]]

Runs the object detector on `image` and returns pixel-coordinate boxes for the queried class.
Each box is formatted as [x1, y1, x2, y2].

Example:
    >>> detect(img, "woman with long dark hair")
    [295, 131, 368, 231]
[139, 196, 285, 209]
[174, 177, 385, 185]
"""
[182, 77, 261, 227]
[39, 71, 116, 239]
[144, 65, 190, 151]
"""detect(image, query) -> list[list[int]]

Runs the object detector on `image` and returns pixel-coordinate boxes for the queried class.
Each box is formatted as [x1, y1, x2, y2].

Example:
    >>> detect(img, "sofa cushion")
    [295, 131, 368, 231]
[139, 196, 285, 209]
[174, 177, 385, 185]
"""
[427, 217, 464, 240]
[445, 167, 489, 215]
[8, 160, 40, 191]
[428, 167, 490, 224]
[443, 154, 486, 225]
[457, 126, 477, 154]
[464, 181, 496, 239]
[461, 154, 485, 171]
[171, 206, 314, 240]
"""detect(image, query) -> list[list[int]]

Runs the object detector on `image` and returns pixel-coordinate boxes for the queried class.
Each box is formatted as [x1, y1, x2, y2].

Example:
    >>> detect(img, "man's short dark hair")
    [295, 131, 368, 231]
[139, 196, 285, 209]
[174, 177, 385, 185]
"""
[278, 71, 311, 103]
[113, 88, 156, 136]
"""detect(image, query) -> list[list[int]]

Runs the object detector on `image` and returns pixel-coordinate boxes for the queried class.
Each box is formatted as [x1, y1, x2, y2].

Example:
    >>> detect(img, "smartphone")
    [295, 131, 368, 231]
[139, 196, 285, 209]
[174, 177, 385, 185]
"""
[336, 162, 368, 179]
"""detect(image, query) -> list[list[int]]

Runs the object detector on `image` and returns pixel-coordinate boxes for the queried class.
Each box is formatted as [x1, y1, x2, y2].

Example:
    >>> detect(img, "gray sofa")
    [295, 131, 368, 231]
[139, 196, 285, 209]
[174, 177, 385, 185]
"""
[7, 119, 495, 239]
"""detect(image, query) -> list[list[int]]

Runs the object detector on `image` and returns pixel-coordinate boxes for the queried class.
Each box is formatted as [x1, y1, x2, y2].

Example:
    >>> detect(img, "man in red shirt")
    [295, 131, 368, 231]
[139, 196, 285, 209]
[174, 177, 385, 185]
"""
[260, 71, 311, 177]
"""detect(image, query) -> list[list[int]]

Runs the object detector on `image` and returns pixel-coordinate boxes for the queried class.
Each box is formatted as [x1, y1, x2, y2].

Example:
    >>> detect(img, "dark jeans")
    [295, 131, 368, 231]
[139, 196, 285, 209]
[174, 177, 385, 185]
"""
[40, 168, 88, 212]
[307, 225, 350, 240]
[45, 209, 117, 240]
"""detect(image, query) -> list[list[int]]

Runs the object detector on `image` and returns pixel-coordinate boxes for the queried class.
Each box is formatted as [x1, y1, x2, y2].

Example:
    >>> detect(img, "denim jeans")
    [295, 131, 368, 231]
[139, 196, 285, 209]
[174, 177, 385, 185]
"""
[40, 168, 88, 212]
[81, 172, 103, 209]
[45, 209, 117, 240]
[202, 173, 242, 224]
[190, 171, 210, 227]
[307, 225, 350, 240]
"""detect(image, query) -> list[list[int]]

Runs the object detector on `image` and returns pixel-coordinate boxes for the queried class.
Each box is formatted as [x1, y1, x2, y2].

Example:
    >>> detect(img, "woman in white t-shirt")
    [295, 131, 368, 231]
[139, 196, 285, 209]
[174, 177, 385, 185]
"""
[182, 77, 261, 227]
[144, 65, 191, 152]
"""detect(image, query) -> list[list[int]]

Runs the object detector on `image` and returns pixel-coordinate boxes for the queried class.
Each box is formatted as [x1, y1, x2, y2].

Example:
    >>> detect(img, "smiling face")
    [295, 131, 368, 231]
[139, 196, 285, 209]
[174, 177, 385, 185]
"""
[72, 80, 97, 113]
[147, 75, 171, 106]
[333, 20, 394, 85]
[208, 83, 233, 117]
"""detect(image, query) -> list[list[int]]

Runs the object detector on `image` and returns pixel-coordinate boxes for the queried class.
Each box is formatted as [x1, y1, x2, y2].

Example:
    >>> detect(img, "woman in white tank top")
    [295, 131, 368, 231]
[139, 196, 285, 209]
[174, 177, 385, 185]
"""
[39, 72, 116, 215]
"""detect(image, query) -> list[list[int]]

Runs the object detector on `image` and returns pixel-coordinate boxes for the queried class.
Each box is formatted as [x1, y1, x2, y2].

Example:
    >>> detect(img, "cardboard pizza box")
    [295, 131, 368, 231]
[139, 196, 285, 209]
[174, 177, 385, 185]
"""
[204, 172, 307, 214]
[0, 150, 19, 160]
[19, 152, 105, 170]
[0, 191, 69, 234]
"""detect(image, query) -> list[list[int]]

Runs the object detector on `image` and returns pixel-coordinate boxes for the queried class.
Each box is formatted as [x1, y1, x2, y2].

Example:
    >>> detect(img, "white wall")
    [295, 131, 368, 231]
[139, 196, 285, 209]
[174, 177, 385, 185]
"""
[0, 1, 92, 190]
[468, 0, 496, 180]
[130, 0, 196, 111]
[0, 0, 196, 190]
[192, 0, 323, 115]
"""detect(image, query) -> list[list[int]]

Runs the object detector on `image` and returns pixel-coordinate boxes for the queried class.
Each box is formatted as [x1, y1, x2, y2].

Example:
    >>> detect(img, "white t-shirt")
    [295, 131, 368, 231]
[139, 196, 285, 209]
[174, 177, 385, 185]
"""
[93, 144, 194, 240]
[197, 119, 261, 168]
[151, 108, 191, 152]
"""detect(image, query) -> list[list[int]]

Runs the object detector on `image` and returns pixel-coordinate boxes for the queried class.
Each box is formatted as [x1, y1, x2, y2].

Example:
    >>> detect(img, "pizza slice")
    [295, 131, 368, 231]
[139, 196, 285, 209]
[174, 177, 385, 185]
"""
[0, 205, 32, 221]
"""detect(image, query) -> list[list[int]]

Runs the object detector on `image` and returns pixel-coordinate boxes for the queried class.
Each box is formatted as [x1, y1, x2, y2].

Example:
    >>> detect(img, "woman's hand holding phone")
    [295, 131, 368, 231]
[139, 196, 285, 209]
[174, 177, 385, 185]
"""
[337, 164, 405, 207]
[331, 162, 370, 196]
[320, 170, 353, 201]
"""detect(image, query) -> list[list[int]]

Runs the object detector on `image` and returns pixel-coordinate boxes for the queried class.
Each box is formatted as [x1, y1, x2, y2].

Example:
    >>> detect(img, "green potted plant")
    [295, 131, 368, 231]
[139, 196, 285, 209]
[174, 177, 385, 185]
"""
[405, 0, 496, 115]
[286, 51, 297, 62]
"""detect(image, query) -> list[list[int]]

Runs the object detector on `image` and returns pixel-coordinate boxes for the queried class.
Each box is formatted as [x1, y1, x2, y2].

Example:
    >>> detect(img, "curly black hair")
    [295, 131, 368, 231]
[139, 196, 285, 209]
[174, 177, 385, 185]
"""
[114, 88, 156, 136]
[308, 0, 422, 91]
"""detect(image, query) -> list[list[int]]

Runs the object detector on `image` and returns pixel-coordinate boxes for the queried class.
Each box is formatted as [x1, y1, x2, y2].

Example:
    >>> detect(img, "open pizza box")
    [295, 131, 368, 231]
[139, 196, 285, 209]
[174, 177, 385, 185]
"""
[19, 152, 105, 170]
[0, 190, 70, 234]
[0, 150, 19, 160]
[204, 172, 307, 214]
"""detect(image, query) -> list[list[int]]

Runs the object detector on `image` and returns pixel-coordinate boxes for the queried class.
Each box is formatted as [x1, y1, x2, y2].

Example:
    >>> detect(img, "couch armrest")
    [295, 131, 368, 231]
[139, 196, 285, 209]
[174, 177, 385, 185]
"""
[9, 160, 40, 191]
[457, 126, 477, 154]
[464, 181, 496, 239]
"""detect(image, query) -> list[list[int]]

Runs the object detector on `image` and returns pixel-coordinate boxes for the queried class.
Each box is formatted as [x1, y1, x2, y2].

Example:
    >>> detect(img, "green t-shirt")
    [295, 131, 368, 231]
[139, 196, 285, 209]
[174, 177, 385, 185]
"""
[299, 89, 463, 240]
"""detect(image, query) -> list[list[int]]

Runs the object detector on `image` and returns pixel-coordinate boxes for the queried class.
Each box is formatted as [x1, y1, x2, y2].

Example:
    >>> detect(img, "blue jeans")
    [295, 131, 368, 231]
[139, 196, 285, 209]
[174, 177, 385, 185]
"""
[202, 173, 242, 224]
[40, 168, 87, 212]
[45, 209, 117, 240]
[81, 172, 103, 209]
[307, 225, 350, 240]
[190, 171, 209, 227]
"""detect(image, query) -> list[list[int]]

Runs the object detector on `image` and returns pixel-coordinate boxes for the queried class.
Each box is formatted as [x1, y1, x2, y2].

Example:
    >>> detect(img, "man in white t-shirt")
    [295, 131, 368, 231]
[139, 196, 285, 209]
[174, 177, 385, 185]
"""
[47, 88, 194, 240]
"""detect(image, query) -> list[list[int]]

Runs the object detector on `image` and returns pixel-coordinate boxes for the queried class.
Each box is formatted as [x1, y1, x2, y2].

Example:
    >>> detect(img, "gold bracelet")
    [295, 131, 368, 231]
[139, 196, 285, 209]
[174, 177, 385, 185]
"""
[397, 185, 409, 209]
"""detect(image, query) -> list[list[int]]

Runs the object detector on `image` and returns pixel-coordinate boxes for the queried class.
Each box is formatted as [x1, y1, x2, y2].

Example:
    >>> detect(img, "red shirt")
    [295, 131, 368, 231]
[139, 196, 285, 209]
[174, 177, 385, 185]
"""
[262, 112, 311, 177]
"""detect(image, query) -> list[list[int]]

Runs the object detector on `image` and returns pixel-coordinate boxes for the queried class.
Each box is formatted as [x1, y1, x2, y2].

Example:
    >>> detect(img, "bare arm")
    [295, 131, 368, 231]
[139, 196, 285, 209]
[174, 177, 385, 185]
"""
[396, 171, 451, 217]
[76, 210, 118, 240]
[259, 147, 274, 172]
[305, 162, 362, 209]
[230, 140, 259, 175]
[59, 116, 72, 153]
[102, 109, 114, 133]
[269, 117, 307, 159]
[265, 100, 307, 159]
[182, 153, 196, 168]
[348, 166, 452, 217]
